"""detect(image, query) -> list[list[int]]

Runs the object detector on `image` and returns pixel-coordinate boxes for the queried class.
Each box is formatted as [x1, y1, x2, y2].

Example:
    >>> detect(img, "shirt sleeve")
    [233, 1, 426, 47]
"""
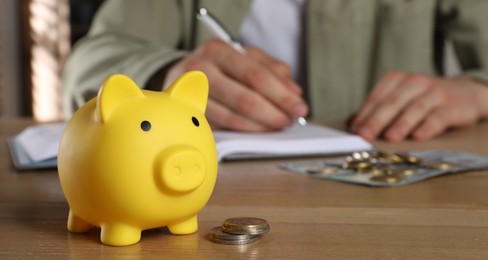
[61, 0, 189, 117]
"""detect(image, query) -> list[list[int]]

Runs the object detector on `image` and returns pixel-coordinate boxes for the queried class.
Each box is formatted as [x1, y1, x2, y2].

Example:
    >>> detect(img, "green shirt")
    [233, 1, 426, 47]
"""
[62, 0, 488, 121]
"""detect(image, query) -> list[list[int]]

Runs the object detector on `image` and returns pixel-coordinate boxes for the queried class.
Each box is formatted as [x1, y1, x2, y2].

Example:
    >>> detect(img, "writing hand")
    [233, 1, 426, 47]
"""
[349, 71, 488, 141]
[164, 39, 308, 131]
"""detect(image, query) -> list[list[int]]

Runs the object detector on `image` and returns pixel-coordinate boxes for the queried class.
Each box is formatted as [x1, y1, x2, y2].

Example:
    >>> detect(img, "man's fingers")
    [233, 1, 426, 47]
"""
[246, 47, 293, 78]
[382, 87, 445, 141]
[198, 61, 292, 129]
[350, 71, 408, 130]
[410, 109, 451, 140]
[166, 39, 310, 131]
[246, 47, 302, 95]
[206, 99, 270, 132]
[354, 74, 431, 140]
[412, 101, 479, 140]
[196, 40, 308, 119]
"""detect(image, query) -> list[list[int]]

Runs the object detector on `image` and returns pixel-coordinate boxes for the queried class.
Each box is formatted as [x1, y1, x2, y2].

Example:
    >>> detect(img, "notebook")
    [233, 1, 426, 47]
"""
[215, 123, 372, 161]
[7, 122, 372, 170]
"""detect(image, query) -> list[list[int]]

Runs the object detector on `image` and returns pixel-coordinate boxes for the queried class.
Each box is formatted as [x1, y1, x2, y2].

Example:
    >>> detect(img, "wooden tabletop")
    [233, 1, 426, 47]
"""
[1, 118, 488, 259]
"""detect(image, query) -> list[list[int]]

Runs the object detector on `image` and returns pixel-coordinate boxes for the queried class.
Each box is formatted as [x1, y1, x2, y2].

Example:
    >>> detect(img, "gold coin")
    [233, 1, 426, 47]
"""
[376, 151, 392, 159]
[357, 167, 384, 175]
[306, 166, 338, 175]
[399, 168, 417, 176]
[376, 151, 404, 163]
[404, 155, 422, 165]
[392, 153, 421, 165]
[208, 227, 260, 245]
[425, 162, 455, 170]
[222, 217, 270, 235]
[387, 153, 405, 163]
[343, 161, 371, 170]
[355, 162, 372, 169]
[370, 175, 402, 183]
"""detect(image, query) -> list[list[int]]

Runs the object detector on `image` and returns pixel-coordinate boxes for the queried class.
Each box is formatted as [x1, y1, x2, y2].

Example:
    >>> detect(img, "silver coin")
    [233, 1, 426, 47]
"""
[208, 226, 261, 245]
[208, 234, 261, 245]
[209, 226, 256, 240]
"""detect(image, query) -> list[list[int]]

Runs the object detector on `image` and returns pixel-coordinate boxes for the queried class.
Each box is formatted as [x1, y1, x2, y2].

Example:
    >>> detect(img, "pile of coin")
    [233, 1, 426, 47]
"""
[306, 150, 455, 184]
[344, 151, 421, 183]
[208, 217, 270, 245]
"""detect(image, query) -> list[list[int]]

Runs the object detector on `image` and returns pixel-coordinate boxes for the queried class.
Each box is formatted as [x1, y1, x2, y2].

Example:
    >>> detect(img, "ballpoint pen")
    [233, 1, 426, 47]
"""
[196, 7, 307, 127]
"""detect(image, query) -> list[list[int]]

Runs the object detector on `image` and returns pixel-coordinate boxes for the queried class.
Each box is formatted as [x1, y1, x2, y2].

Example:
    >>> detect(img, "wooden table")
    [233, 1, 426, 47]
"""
[1, 118, 488, 259]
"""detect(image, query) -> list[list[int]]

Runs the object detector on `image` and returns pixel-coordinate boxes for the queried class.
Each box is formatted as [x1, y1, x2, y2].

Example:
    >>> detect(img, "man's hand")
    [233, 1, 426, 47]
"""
[164, 39, 308, 132]
[349, 71, 488, 141]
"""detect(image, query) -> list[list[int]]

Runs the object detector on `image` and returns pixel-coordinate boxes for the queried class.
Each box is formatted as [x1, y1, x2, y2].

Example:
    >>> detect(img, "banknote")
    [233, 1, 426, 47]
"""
[279, 150, 488, 187]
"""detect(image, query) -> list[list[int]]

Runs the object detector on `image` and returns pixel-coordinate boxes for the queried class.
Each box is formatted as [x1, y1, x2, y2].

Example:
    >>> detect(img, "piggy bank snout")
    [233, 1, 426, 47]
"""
[157, 145, 207, 193]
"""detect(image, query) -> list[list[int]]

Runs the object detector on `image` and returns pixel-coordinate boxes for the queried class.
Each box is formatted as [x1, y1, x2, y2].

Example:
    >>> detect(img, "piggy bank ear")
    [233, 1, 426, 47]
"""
[96, 74, 144, 123]
[165, 71, 209, 113]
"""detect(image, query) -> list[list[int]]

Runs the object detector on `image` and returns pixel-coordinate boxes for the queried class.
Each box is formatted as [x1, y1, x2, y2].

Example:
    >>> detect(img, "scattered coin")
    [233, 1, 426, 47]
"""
[309, 150, 456, 184]
[370, 174, 403, 183]
[387, 154, 405, 163]
[397, 168, 417, 176]
[357, 167, 385, 175]
[347, 151, 373, 162]
[284, 150, 488, 187]
[375, 151, 403, 163]
[306, 166, 338, 175]
[424, 162, 455, 170]
[343, 161, 371, 170]
[398, 154, 422, 165]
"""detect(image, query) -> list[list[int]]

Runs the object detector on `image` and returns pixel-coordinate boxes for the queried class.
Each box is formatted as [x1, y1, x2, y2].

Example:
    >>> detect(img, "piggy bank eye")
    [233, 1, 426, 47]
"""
[192, 117, 199, 127]
[140, 120, 151, 131]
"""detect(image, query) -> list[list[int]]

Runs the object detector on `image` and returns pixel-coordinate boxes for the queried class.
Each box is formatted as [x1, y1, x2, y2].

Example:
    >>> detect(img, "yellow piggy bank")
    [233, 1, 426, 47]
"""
[58, 71, 218, 246]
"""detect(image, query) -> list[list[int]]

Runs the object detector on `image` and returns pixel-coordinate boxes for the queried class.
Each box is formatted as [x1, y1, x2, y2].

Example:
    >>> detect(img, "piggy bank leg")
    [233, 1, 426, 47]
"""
[67, 210, 93, 233]
[167, 215, 198, 234]
[100, 223, 141, 246]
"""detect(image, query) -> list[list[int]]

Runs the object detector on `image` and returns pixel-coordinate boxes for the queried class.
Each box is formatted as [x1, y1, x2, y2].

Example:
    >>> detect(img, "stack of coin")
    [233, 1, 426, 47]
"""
[208, 217, 270, 245]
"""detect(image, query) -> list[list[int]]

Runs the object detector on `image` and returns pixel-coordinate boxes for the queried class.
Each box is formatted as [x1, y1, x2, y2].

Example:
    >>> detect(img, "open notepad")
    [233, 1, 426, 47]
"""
[7, 122, 372, 170]
[215, 123, 372, 161]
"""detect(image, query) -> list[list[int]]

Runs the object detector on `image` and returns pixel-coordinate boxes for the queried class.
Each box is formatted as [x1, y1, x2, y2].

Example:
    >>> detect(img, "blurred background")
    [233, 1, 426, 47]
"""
[0, 0, 103, 122]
